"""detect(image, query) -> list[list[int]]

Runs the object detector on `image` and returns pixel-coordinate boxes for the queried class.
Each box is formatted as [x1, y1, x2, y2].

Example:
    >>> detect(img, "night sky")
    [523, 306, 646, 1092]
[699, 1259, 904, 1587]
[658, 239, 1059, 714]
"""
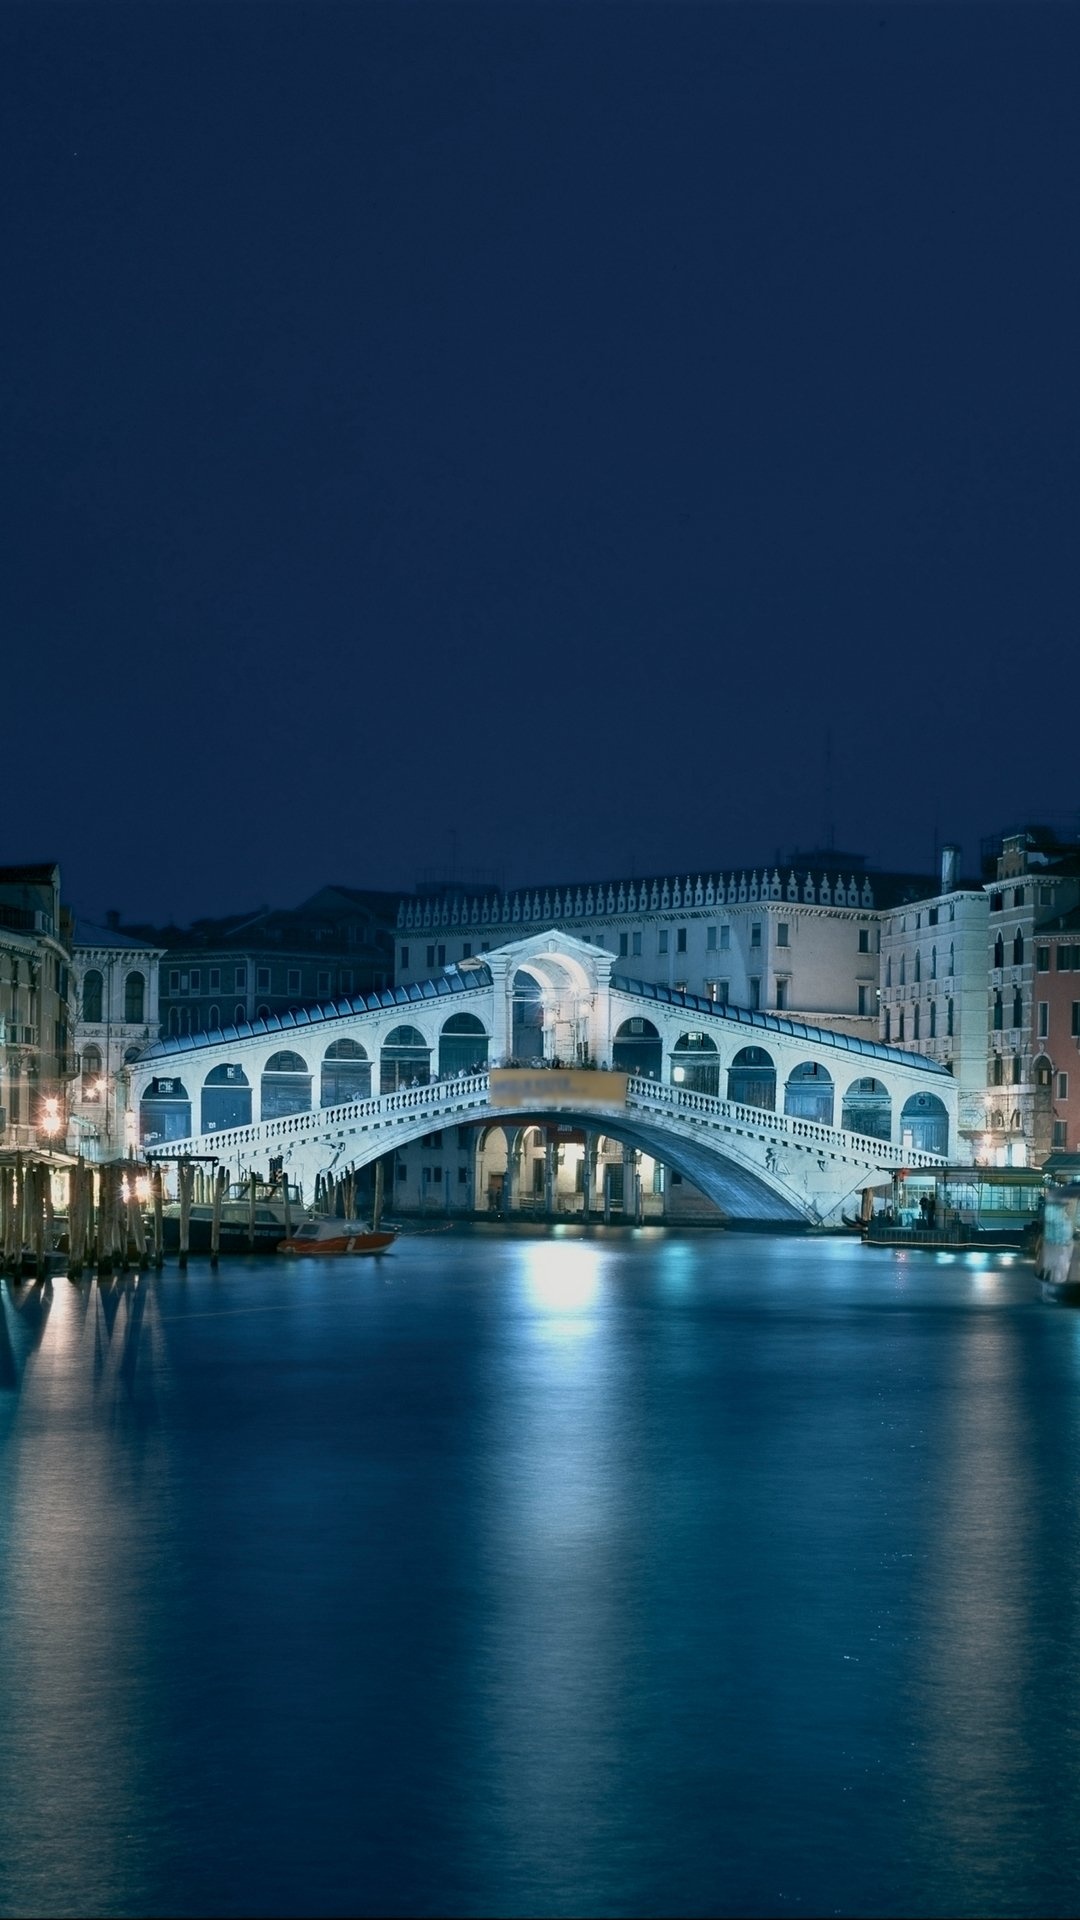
[4, 1, 1078, 925]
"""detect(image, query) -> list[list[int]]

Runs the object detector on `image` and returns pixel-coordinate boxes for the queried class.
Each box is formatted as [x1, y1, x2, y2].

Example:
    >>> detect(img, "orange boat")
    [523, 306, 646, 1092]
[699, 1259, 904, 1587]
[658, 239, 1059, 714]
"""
[277, 1219, 397, 1257]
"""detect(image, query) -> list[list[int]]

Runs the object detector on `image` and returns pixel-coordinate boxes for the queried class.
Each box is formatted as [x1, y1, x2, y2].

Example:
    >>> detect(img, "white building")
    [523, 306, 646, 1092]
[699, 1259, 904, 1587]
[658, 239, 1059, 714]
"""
[71, 921, 164, 1161]
[396, 867, 884, 1033]
[877, 850, 988, 1161]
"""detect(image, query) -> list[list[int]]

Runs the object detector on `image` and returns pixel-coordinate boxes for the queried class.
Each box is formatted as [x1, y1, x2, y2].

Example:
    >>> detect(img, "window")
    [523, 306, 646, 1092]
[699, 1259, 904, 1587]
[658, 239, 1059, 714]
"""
[994, 934, 1004, 968]
[930, 946, 937, 979]
[632, 932, 641, 957]
[720, 925, 730, 950]
[1013, 929, 1025, 966]
[235, 1003, 246, 1024]
[1012, 1054, 1022, 1084]
[992, 1055, 1004, 1086]
[1053, 1121, 1069, 1149]
[914, 950, 921, 983]
[885, 957, 892, 988]
[899, 955, 906, 986]
[778, 923, 790, 948]
[256, 967, 270, 993]
[169, 969, 180, 993]
[658, 930, 669, 955]
[990, 892, 1004, 913]
[619, 933, 628, 957]
[124, 971, 145, 1022]
[83, 969, 104, 1022]
[857, 928, 869, 952]
[462, 943, 472, 960]
[1041, 885, 1053, 906]
[676, 927, 687, 953]
[748, 978, 761, 1009]
[707, 926, 717, 951]
[317, 970, 331, 995]
[287, 969, 301, 995]
[775, 980, 787, 1010]
[993, 990, 1004, 1031]
[438, 944, 446, 968]
[458, 1166, 468, 1184]
[884, 1009, 891, 1042]
[397, 1163, 407, 1181]
[401, 946, 410, 969]
[208, 1005, 220, 1030]
[706, 980, 729, 1005]
[1072, 1003, 1080, 1039]
[913, 1004, 920, 1040]
[426, 946, 435, 968]
[235, 966, 247, 990]
[209, 967, 221, 992]
[928, 906, 939, 927]
[858, 985, 869, 1016]
[1012, 989, 1023, 1027]
[1014, 886, 1025, 907]
[1038, 1002, 1049, 1038]
[929, 1000, 936, 1038]
[1059, 1072, 1069, 1100]
[1038, 947, 1050, 972]
[947, 999, 954, 1037]
[751, 923, 762, 949]
[898, 1009, 905, 1041]
[190, 969, 201, 992]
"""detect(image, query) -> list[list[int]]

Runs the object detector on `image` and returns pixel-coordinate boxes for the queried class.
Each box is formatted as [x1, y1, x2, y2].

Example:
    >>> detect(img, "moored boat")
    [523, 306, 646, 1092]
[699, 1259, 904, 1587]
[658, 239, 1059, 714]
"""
[277, 1218, 397, 1256]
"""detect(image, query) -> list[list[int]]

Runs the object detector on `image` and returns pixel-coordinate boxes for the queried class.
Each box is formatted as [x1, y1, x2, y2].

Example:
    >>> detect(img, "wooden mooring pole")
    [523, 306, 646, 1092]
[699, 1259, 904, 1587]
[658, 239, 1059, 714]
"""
[151, 1167, 164, 1269]
[178, 1160, 193, 1270]
[210, 1165, 226, 1269]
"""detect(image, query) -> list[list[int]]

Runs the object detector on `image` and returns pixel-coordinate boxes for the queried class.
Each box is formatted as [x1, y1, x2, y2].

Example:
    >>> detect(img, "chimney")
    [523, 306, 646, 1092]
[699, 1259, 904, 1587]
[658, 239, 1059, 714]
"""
[940, 845, 958, 895]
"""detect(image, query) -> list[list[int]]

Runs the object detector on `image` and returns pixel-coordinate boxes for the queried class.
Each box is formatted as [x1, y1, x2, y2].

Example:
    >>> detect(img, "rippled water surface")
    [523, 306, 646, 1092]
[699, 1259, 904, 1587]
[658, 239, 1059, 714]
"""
[3, 1227, 1080, 1918]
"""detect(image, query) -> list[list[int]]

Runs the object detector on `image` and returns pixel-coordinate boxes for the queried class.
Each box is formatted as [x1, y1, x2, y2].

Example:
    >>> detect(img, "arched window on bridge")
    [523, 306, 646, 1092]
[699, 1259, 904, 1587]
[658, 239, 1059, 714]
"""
[83, 969, 103, 1022]
[841, 1076, 892, 1142]
[671, 1031, 720, 1096]
[124, 970, 145, 1023]
[81, 1044, 102, 1100]
[439, 1013, 489, 1079]
[613, 1016, 662, 1079]
[900, 1092, 948, 1155]
[510, 970, 544, 1063]
[783, 1060, 834, 1125]
[381, 1025, 431, 1094]
[261, 1050, 312, 1120]
[202, 1063, 252, 1133]
[727, 1045, 776, 1110]
[321, 1038, 371, 1106]
[139, 1076, 191, 1146]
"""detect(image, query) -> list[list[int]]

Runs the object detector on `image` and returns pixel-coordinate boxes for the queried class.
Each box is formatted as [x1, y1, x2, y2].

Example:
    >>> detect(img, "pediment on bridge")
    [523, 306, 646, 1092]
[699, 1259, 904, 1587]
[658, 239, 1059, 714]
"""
[485, 928, 614, 996]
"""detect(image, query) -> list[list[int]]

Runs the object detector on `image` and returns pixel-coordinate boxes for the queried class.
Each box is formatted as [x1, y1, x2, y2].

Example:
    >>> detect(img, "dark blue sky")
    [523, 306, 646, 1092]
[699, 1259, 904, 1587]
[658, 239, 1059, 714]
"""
[4, 1, 1078, 923]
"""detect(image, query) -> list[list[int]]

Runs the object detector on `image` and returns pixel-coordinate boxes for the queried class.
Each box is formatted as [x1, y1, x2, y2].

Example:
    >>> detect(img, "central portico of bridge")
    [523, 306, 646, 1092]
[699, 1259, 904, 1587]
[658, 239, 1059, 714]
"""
[128, 930, 955, 1226]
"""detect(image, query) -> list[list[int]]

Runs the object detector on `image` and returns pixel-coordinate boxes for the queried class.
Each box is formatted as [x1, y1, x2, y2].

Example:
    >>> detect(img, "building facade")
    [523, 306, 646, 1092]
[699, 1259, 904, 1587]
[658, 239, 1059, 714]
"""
[0, 863, 75, 1152]
[70, 920, 164, 1161]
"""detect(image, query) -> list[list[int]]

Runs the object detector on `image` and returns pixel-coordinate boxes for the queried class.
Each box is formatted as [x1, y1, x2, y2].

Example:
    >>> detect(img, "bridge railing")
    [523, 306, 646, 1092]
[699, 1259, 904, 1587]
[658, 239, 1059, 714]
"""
[624, 1076, 945, 1169]
[146, 1065, 944, 1172]
[146, 1072, 493, 1161]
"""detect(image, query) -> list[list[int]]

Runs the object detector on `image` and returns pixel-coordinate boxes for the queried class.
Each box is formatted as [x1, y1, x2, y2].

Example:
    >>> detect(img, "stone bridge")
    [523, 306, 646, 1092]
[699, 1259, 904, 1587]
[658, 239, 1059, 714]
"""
[126, 931, 954, 1225]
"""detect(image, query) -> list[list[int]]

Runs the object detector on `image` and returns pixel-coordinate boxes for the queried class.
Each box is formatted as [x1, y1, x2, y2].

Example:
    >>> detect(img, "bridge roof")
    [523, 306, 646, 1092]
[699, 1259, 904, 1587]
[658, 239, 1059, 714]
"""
[612, 973, 951, 1076]
[138, 963, 494, 1060]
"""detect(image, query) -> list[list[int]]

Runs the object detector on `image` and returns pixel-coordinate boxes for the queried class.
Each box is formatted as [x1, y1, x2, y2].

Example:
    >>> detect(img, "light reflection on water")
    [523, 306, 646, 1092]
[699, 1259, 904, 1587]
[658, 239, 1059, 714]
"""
[3, 1231, 1080, 1918]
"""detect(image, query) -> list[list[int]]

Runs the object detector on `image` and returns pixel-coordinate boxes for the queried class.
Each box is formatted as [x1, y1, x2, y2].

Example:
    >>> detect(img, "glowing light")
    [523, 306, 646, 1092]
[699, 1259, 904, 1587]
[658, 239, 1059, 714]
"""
[672, 1066, 685, 1083]
[524, 1241, 601, 1318]
[135, 1176, 151, 1203]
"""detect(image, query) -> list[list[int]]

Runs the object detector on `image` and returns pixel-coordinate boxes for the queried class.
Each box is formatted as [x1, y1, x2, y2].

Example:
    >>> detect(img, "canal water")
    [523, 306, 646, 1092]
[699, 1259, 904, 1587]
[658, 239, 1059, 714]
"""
[2, 1227, 1080, 1919]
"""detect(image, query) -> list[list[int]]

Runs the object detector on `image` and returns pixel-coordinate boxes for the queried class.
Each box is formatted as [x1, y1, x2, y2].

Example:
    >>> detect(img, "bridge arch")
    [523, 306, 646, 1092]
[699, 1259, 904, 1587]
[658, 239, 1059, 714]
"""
[380, 1024, 431, 1093]
[139, 1075, 191, 1146]
[202, 1062, 252, 1132]
[784, 1060, 834, 1125]
[727, 1045, 776, 1110]
[261, 1050, 312, 1120]
[900, 1091, 949, 1155]
[321, 1038, 371, 1106]
[842, 1075, 891, 1141]
[613, 1016, 662, 1079]
[438, 1012, 489, 1079]
[671, 1031, 719, 1095]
